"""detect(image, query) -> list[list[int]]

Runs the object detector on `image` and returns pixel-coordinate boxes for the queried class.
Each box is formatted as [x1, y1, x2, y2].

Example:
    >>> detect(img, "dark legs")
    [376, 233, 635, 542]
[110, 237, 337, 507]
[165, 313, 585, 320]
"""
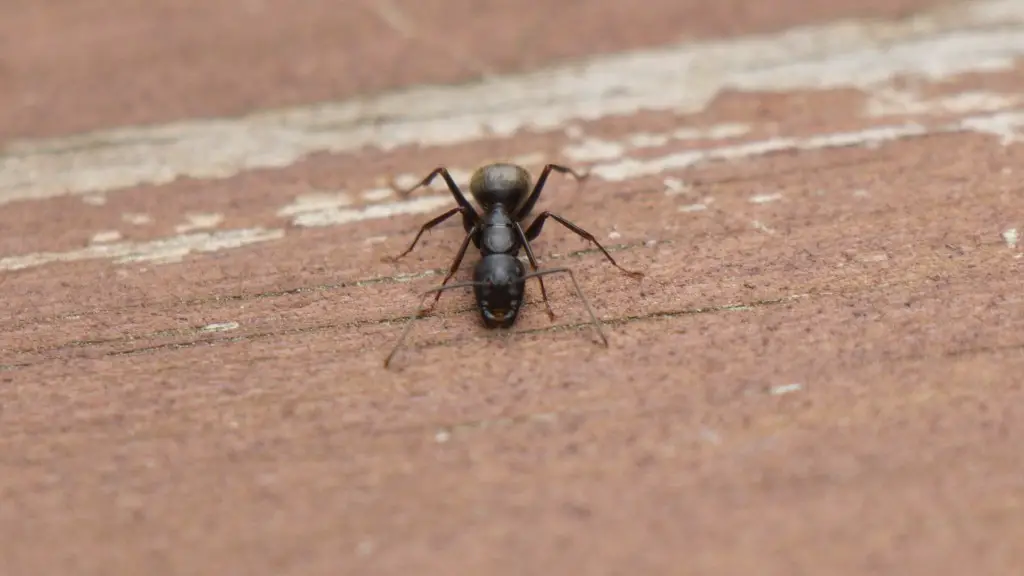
[381, 206, 466, 263]
[384, 166, 484, 307]
[424, 226, 477, 311]
[515, 163, 590, 220]
[525, 211, 644, 279]
[520, 267, 608, 347]
[513, 222, 556, 320]
[384, 279, 484, 369]
[394, 166, 478, 216]
[383, 267, 608, 369]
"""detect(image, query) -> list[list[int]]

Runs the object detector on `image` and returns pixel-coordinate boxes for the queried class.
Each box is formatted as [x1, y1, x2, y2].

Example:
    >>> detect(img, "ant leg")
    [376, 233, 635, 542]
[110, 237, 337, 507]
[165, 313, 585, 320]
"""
[424, 225, 477, 312]
[512, 222, 556, 320]
[384, 279, 487, 369]
[382, 206, 467, 263]
[393, 166, 478, 216]
[515, 163, 590, 221]
[521, 267, 608, 347]
[525, 211, 644, 280]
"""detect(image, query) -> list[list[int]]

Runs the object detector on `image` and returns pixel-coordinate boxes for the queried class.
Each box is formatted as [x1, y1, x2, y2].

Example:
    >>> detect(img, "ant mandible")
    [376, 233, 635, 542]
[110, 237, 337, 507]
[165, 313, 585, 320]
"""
[381, 162, 644, 368]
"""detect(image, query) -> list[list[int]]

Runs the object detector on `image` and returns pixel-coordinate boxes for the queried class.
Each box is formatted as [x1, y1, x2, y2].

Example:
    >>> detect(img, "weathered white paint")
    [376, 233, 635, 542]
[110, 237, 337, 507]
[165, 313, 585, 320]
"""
[563, 123, 752, 162]
[122, 212, 153, 225]
[7, 106, 1024, 272]
[289, 195, 453, 228]
[174, 213, 225, 234]
[770, 383, 803, 395]
[563, 139, 627, 162]
[663, 177, 691, 196]
[866, 86, 1022, 117]
[276, 192, 354, 218]
[90, 230, 123, 244]
[1003, 227, 1020, 248]
[360, 188, 394, 202]
[591, 110, 1024, 181]
[960, 114, 1024, 144]
[750, 192, 783, 204]
[362, 102, 1024, 202]
[3, 0, 1024, 204]
[678, 203, 708, 213]
[625, 123, 752, 149]
[200, 321, 240, 333]
[0, 228, 284, 271]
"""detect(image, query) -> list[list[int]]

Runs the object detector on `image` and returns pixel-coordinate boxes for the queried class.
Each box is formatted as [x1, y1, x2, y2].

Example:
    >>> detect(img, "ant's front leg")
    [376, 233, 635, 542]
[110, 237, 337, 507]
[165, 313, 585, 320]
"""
[392, 166, 478, 216]
[382, 206, 471, 263]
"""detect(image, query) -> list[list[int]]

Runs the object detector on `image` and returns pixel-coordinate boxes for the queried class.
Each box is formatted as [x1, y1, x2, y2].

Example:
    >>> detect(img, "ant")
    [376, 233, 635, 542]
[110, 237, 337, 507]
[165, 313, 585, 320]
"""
[381, 162, 644, 368]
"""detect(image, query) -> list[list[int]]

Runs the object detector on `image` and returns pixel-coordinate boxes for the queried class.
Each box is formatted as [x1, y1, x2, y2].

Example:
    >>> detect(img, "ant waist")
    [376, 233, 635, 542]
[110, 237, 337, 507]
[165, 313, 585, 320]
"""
[478, 225, 518, 255]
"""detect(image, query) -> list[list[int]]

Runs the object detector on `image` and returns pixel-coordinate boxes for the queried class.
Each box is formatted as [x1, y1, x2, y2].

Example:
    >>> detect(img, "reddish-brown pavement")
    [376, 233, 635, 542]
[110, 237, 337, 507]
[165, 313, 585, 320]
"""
[2, 0, 1024, 575]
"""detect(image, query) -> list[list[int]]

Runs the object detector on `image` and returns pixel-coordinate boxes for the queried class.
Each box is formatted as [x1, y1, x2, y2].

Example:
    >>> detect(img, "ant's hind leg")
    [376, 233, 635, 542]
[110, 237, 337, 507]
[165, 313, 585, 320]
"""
[525, 211, 644, 280]
[513, 223, 556, 320]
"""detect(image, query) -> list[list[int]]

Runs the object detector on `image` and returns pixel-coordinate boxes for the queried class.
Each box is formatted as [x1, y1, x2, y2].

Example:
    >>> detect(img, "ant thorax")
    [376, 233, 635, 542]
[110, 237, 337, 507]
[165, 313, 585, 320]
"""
[479, 207, 517, 256]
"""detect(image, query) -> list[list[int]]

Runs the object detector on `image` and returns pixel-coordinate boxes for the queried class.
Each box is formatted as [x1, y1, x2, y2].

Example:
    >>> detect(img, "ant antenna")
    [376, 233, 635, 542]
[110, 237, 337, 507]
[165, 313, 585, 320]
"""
[383, 267, 608, 369]
[384, 280, 484, 369]
[520, 267, 607, 346]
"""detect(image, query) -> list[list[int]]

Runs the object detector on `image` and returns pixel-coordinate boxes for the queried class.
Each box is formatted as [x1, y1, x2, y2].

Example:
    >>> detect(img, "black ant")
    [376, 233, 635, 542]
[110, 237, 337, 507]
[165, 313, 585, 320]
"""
[381, 162, 644, 368]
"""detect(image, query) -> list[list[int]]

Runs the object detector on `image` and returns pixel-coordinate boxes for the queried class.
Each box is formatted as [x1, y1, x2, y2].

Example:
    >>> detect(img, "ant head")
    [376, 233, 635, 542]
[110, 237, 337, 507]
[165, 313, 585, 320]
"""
[469, 163, 531, 209]
[472, 255, 526, 328]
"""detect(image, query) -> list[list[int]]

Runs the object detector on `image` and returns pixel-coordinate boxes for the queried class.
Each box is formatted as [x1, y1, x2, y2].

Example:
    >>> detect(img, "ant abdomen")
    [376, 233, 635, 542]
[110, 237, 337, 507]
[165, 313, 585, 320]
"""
[469, 163, 531, 208]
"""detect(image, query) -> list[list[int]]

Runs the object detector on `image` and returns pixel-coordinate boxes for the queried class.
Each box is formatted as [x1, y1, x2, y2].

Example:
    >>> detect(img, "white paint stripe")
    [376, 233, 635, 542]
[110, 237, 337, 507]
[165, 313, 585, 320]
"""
[589, 109, 1024, 181]
[289, 195, 453, 228]
[679, 203, 708, 213]
[0, 228, 283, 271]
[200, 321, 240, 333]
[866, 86, 1023, 117]
[6, 106, 1024, 272]
[294, 108, 1024, 225]
[174, 213, 225, 233]
[90, 230, 123, 244]
[276, 192, 354, 217]
[750, 193, 783, 204]
[122, 212, 153, 225]
[563, 123, 752, 162]
[592, 123, 927, 181]
[3, 0, 1024, 204]
[1003, 227, 1020, 248]
[90, 228, 121, 241]
[360, 188, 394, 202]
[359, 90, 1024, 199]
